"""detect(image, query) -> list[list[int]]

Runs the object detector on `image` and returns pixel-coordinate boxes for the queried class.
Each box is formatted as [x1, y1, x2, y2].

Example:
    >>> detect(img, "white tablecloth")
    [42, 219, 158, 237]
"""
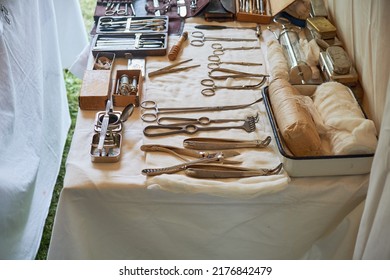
[46, 9, 387, 259]
[0, 0, 87, 259]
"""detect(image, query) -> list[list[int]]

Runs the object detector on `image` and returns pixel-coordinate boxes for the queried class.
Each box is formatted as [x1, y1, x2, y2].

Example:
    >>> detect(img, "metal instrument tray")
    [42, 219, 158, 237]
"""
[96, 15, 169, 34]
[90, 133, 122, 163]
[91, 33, 167, 57]
[262, 85, 374, 177]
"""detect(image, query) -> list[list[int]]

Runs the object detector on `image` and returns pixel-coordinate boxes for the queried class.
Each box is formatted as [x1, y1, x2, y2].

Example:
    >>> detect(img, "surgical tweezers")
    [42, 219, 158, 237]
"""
[208, 68, 269, 80]
[148, 59, 200, 78]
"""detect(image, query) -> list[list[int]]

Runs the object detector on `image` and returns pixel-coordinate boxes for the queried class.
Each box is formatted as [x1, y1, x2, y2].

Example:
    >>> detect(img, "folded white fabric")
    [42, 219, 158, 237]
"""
[142, 18, 290, 198]
[312, 82, 378, 155]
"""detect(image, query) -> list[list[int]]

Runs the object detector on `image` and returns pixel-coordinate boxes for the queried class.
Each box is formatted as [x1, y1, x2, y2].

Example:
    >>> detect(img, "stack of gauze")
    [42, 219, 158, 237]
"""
[312, 82, 378, 155]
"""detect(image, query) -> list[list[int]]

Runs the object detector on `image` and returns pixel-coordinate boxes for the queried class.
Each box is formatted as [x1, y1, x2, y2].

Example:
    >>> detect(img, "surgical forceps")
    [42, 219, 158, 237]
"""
[201, 79, 266, 96]
[140, 97, 263, 122]
[157, 113, 258, 126]
[143, 116, 258, 137]
[190, 31, 257, 47]
[211, 43, 261, 55]
[207, 54, 262, 69]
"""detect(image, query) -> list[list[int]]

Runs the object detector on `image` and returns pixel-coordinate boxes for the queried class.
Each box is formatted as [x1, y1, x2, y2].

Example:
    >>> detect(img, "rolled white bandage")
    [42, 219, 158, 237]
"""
[312, 82, 378, 154]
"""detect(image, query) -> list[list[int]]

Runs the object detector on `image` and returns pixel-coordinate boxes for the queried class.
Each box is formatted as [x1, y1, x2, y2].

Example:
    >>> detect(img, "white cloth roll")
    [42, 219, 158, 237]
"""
[312, 82, 378, 155]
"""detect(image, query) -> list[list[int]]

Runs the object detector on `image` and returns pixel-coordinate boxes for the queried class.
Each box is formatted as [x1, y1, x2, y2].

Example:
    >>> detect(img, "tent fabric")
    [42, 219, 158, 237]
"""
[325, 0, 390, 259]
[0, 0, 87, 259]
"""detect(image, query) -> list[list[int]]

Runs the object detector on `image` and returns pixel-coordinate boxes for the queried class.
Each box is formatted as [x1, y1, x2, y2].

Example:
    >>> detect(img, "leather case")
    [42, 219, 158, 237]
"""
[202, 0, 235, 22]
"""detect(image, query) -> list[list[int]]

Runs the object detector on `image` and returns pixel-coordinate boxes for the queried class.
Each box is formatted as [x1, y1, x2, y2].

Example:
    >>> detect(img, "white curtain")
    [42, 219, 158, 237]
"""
[0, 0, 87, 259]
[325, 0, 390, 259]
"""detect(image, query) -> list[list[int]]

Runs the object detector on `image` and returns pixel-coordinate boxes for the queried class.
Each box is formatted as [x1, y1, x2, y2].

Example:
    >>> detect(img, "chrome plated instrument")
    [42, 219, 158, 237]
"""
[183, 136, 272, 150]
[148, 59, 200, 78]
[97, 100, 112, 155]
[185, 163, 283, 178]
[201, 78, 266, 96]
[207, 54, 262, 69]
[141, 152, 226, 175]
[143, 116, 258, 137]
[208, 68, 269, 80]
[157, 114, 258, 126]
[140, 97, 263, 122]
[190, 31, 257, 47]
[211, 43, 260, 55]
[140, 144, 240, 162]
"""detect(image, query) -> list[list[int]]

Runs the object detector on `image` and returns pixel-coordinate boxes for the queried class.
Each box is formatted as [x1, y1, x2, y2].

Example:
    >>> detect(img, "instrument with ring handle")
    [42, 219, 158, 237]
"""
[143, 116, 257, 137]
[157, 114, 258, 126]
[190, 31, 257, 47]
[105, 3, 127, 16]
[211, 43, 261, 55]
[201, 79, 266, 96]
[140, 98, 263, 122]
[207, 54, 263, 69]
[208, 68, 269, 80]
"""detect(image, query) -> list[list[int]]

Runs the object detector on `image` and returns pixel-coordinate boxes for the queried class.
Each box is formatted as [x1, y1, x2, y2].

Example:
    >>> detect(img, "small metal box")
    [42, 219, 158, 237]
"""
[306, 16, 337, 39]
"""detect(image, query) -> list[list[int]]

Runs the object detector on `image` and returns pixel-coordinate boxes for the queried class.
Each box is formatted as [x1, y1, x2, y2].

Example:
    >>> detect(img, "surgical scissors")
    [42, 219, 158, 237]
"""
[190, 31, 257, 47]
[140, 97, 263, 122]
[207, 55, 263, 69]
[211, 43, 261, 55]
[105, 3, 127, 16]
[200, 78, 267, 96]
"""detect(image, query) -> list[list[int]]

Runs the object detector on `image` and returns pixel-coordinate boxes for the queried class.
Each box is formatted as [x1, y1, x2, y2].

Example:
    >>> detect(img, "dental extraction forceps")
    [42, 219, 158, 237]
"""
[201, 79, 266, 96]
[207, 54, 263, 69]
[211, 43, 261, 55]
[190, 31, 257, 47]
[140, 97, 263, 122]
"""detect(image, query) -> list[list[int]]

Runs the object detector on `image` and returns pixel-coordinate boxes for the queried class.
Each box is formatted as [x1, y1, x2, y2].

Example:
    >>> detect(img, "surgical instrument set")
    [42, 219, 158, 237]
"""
[97, 16, 168, 33]
[92, 33, 167, 56]
[140, 97, 263, 122]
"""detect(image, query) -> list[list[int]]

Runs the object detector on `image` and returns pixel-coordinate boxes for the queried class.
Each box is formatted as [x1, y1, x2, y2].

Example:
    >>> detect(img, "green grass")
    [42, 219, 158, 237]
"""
[35, 0, 95, 260]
